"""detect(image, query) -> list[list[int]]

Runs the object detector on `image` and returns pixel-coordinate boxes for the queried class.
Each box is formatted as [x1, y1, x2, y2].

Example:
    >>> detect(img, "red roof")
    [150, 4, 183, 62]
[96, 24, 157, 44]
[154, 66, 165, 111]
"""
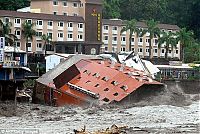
[57, 59, 162, 105]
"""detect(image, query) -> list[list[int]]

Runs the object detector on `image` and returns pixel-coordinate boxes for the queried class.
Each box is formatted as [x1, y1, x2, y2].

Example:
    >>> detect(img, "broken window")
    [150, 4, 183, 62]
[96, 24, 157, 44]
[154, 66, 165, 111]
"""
[102, 98, 110, 102]
[93, 73, 100, 78]
[120, 85, 128, 91]
[83, 70, 91, 75]
[102, 76, 109, 81]
[113, 93, 119, 96]
[94, 84, 100, 87]
[104, 88, 109, 91]
[86, 80, 91, 84]
[111, 81, 118, 86]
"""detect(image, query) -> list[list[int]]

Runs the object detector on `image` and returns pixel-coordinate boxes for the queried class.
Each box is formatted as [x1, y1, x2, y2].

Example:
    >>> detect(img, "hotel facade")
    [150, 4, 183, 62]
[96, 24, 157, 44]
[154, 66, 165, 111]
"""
[0, 0, 180, 59]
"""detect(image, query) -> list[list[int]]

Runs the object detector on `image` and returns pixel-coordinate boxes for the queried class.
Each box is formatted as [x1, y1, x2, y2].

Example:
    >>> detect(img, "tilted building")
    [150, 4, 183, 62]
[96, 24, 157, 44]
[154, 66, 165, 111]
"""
[0, 0, 180, 59]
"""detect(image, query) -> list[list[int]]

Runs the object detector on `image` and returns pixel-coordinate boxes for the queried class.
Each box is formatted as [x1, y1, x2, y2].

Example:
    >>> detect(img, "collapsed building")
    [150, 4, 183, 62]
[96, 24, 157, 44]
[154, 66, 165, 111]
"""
[34, 54, 163, 106]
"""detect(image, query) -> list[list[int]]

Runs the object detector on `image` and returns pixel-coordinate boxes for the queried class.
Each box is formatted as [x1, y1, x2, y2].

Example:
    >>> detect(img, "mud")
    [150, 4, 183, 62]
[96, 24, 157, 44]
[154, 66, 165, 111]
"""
[0, 81, 199, 134]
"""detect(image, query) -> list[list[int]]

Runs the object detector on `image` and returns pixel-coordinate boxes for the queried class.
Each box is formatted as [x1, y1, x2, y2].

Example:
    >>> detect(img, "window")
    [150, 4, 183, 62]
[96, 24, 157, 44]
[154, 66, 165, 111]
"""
[16, 42, 20, 47]
[26, 19, 32, 24]
[27, 42, 32, 48]
[37, 43, 42, 48]
[112, 26, 117, 30]
[169, 50, 171, 53]
[15, 30, 21, 36]
[139, 38, 143, 42]
[68, 33, 73, 38]
[36, 32, 43, 37]
[63, 12, 67, 16]
[162, 49, 165, 53]
[131, 47, 134, 51]
[58, 33, 63, 38]
[80, 3, 83, 7]
[113, 37, 117, 41]
[36, 20, 43, 26]
[146, 49, 149, 52]
[131, 38, 134, 42]
[47, 32, 53, 39]
[78, 23, 83, 29]
[105, 46, 108, 51]
[104, 36, 108, 40]
[68, 22, 73, 27]
[176, 50, 178, 54]
[14, 18, 21, 24]
[73, 2, 78, 7]
[154, 49, 157, 53]
[53, 0, 58, 5]
[73, 13, 78, 16]
[121, 47, 125, 51]
[121, 37, 126, 41]
[146, 39, 150, 43]
[154, 39, 158, 44]
[104, 25, 108, 30]
[53, 12, 57, 15]
[48, 21, 53, 26]
[139, 48, 143, 52]
[78, 34, 83, 39]
[58, 22, 64, 27]
[63, 1, 67, 6]
[4, 17, 10, 23]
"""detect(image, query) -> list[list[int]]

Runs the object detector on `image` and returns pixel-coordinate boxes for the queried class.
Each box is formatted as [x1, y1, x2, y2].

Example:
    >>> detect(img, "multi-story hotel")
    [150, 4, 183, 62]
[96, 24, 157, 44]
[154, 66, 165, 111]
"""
[0, 0, 180, 59]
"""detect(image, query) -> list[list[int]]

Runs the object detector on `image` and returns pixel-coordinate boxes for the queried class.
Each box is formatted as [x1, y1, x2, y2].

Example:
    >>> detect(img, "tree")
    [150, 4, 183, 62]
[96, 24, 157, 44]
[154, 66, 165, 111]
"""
[158, 32, 177, 59]
[141, 19, 160, 59]
[184, 41, 200, 63]
[41, 34, 52, 56]
[21, 21, 36, 52]
[0, 0, 30, 11]
[176, 28, 194, 61]
[103, 0, 121, 19]
[120, 19, 141, 51]
[0, 19, 17, 46]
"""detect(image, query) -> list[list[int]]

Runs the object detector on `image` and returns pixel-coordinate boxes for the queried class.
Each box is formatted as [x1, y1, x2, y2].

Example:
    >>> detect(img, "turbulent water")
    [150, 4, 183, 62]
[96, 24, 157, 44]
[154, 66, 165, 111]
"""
[0, 81, 199, 134]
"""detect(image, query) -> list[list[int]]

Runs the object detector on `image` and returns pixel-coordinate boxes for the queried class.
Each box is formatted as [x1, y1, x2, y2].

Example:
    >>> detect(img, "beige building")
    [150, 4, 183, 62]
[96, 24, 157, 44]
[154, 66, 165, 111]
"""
[0, 0, 180, 59]
[0, 10, 85, 54]
[101, 19, 180, 59]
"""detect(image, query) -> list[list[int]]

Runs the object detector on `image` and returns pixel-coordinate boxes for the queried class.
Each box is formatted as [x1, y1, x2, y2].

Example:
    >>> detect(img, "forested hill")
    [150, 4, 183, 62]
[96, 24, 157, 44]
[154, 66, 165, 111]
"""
[0, 0, 199, 40]
[0, 0, 30, 11]
[103, 0, 200, 40]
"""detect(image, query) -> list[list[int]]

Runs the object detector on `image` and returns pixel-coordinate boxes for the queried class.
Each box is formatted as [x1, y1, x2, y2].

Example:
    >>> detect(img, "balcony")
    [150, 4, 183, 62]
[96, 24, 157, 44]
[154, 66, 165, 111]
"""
[36, 25, 43, 30]
[112, 30, 118, 35]
[103, 40, 108, 44]
[78, 27, 84, 32]
[57, 37, 64, 41]
[68, 27, 73, 32]
[47, 25, 53, 30]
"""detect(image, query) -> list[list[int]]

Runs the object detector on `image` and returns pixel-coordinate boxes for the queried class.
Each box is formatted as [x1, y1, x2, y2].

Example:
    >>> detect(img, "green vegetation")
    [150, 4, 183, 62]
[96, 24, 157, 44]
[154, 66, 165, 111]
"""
[158, 32, 177, 59]
[0, 19, 17, 46]
[120, 19, 141, 51]
[0, 0, 30, 11]
[140, 19, 160, 59]
[41, 34, 52, 56]
[21, 21, 36, 52]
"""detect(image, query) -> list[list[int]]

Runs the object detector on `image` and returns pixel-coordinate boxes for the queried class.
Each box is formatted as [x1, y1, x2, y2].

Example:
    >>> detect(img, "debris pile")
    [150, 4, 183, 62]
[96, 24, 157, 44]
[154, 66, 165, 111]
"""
[74, 124, 128, 134]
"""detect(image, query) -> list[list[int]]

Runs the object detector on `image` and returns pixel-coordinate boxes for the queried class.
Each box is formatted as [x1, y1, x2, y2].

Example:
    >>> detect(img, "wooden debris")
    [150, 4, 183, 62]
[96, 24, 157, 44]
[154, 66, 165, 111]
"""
[74, 124, 128, 134]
